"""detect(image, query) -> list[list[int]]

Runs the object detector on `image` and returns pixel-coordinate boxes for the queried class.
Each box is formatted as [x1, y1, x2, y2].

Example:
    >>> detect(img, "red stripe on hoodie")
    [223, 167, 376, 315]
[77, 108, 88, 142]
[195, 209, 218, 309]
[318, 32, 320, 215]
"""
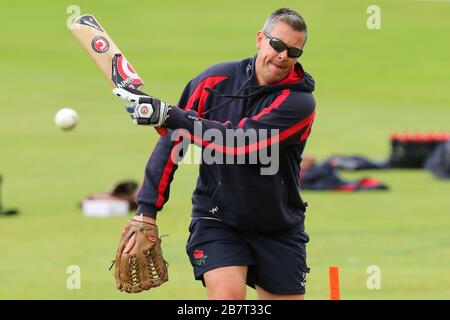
[178, 111, 316, 155]
[155, 77, 226, 208]
[185, 76, 227, 115]
[238, 90, 290, 128]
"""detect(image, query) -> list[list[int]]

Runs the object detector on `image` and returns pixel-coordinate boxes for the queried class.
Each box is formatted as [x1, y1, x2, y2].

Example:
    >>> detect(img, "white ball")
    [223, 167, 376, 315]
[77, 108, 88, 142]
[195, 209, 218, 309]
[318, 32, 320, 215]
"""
[55, 108, 78, 131]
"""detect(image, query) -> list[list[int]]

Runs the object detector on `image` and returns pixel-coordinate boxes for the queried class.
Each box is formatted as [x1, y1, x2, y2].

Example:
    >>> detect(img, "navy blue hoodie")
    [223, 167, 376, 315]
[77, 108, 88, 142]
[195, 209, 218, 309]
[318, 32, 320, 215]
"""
[136, 56, 316, 233]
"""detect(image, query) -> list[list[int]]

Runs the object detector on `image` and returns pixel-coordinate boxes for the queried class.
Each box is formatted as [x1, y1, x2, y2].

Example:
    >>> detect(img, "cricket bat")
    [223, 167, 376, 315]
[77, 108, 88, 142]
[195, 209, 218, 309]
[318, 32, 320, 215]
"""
[70, 14, 144, 90]
[70, 14, 168, 135]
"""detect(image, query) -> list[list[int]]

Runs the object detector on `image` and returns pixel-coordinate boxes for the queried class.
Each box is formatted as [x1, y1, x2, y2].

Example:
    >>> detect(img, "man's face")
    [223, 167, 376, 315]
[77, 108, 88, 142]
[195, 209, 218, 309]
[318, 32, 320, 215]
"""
[255, 22, 306, 85]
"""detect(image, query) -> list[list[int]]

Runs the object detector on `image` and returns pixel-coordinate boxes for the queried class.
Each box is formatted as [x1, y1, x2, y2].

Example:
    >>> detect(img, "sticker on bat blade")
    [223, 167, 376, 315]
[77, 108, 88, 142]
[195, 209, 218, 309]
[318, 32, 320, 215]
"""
[111, 53, 144, 90]
[91, 36, 110, 53]
[75, 15, 104, 32]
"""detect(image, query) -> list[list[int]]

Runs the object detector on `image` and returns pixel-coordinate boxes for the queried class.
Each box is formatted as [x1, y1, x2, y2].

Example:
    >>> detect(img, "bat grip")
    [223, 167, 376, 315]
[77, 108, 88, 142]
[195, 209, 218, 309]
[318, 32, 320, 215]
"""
[155, 127, 168, 136]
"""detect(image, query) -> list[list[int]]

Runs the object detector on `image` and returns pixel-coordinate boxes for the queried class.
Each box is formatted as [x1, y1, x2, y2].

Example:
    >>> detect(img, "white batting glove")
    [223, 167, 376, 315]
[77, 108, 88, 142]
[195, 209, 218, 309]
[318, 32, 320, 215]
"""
[113, 87, 171, 127]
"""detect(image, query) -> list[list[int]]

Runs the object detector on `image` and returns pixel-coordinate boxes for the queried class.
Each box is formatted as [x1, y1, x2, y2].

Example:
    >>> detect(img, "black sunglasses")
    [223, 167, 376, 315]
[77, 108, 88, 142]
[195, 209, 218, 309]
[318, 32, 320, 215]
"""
[263, 32, 303, 58]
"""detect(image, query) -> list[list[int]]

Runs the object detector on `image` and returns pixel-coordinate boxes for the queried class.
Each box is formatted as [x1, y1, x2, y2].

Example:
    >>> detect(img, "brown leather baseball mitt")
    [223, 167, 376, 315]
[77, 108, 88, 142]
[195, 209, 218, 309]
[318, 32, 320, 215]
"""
[113, 218, 168, 293]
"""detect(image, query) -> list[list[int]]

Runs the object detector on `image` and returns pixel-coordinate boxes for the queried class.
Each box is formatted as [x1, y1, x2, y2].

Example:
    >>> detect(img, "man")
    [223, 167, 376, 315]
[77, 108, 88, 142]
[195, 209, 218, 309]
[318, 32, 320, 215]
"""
[114, 8, 316, 300]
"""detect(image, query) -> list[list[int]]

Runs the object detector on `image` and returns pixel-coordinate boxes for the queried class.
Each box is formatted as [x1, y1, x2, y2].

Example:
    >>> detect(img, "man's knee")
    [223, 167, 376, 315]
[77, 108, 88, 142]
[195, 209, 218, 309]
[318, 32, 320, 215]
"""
[207, 284, 246, 300]
[204, 266, 248, 300]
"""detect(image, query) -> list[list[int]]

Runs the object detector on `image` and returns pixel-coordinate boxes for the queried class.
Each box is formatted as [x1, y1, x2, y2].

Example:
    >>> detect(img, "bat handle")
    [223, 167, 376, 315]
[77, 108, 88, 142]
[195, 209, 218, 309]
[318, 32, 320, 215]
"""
[155, 127, 168, 136]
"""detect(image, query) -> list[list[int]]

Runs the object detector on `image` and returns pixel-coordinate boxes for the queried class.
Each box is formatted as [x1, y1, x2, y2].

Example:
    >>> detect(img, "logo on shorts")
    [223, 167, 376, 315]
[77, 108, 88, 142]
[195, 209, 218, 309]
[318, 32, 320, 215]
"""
[192, 249, 208, 266]
[209, 206, 219, 214]
[300, 271, 307, 287]
[91, 36, 110, 53]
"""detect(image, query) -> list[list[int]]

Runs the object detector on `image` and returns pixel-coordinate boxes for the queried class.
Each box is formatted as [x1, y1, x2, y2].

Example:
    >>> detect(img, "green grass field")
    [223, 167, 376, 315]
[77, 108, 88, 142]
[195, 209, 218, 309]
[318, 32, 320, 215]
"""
[1, 0, 449, 299]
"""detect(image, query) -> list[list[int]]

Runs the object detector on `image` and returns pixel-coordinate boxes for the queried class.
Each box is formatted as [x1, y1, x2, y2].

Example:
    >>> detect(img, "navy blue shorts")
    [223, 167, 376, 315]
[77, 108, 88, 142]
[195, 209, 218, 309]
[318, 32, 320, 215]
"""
[186, 218, 310, 295]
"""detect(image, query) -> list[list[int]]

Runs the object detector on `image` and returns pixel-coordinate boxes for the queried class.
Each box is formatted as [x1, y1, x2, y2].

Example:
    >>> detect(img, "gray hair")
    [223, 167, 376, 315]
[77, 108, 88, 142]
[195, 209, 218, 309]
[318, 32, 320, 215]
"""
[262, 8, 307, 33]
